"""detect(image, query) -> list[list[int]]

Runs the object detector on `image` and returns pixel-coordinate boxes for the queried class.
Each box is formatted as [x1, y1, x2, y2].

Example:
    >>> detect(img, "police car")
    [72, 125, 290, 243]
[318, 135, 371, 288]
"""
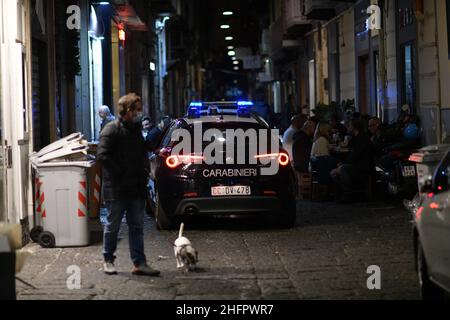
[148, 101, 297, 230]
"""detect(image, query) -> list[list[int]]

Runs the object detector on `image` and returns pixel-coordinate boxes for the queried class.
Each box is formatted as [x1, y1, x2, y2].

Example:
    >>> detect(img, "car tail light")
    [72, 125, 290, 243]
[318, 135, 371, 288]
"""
[184, 192, 199, 198]
[429, 202, 440, 210]
[255, 153, 290, 166]
[165, 155, 204, 169]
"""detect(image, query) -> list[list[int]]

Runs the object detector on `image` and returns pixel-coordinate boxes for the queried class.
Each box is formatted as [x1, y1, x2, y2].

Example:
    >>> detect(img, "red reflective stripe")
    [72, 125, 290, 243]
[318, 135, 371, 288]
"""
[80, 181, 87, 189]
[42, 210, 46, 218]
[78, 192, 87, 206]
[78, 209, 86, 217]
[40, 193, 45, 204]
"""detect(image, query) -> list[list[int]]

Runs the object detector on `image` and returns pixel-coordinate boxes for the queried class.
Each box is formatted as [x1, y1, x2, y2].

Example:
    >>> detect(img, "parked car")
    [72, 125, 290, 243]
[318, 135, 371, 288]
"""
[413, 151, 450, 300]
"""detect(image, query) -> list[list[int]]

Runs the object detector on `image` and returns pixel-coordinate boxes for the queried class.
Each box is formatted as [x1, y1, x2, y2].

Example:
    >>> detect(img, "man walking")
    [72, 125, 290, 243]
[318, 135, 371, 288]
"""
[97, 93, 160, 276]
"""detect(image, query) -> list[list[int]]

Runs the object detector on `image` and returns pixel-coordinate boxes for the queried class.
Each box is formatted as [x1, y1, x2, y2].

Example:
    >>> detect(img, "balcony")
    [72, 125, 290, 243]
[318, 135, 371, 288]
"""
[269, 18, 284, 60]
[304, 0, 337, 20]
[284, 0, 312, 37]
[150, 0, 178, 15]
[268, 17, 301, 61]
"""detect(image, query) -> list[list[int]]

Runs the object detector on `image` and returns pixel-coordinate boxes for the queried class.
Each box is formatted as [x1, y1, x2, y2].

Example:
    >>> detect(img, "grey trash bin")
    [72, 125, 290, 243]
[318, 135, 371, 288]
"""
[30, 134, 94, 248]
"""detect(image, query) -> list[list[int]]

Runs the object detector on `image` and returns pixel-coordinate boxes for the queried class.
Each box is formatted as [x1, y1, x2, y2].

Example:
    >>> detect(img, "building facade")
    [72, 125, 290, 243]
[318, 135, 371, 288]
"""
[0, 0, 161, 231]
[261, 0, 450, 145]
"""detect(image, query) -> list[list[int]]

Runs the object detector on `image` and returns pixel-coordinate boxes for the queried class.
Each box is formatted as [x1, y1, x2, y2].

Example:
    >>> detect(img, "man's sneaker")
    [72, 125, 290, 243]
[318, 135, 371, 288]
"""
[103, 262, 118, 275]
[132, 263, 160, 277]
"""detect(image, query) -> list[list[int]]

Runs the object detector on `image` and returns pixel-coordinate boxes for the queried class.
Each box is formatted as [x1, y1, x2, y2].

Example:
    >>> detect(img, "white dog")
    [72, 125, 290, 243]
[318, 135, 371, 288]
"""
[174, 223, 198, 272]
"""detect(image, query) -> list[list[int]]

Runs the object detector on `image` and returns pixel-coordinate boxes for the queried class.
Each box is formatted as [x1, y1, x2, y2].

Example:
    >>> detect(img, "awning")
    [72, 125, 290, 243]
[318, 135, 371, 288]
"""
[112, 3, 148, 31]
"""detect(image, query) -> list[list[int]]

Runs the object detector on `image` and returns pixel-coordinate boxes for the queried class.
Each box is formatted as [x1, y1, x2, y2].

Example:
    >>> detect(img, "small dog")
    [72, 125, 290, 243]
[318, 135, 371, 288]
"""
[174, 223, 198, 272]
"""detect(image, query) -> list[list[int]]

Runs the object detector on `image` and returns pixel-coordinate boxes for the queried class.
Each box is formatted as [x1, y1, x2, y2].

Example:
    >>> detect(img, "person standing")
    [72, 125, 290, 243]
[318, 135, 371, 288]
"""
[292, 119, 318, 173]
[98, 105, 116, 134]
[97, 93, 160, 276]
[283, 115, 307, 162]
[141, 117, 154, 142]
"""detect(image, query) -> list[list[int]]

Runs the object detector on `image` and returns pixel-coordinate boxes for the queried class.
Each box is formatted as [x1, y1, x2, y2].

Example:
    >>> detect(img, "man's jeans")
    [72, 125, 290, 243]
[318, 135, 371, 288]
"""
[103, 199, 147, 267]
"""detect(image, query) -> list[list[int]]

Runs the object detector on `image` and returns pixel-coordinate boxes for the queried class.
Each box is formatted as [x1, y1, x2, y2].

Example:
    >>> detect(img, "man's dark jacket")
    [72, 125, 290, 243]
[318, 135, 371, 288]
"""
[344, 132, 374, 173]
[292, 130, 312, 173]
[97, 119, 150, 201]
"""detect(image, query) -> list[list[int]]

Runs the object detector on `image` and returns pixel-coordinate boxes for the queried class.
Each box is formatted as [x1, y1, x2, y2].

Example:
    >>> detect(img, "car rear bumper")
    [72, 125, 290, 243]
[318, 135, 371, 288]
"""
[173, 196, 283, 217]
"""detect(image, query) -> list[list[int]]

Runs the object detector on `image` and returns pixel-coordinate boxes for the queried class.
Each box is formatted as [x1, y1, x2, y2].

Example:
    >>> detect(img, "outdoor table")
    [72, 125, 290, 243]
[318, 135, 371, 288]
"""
[330, 145, 350, 161]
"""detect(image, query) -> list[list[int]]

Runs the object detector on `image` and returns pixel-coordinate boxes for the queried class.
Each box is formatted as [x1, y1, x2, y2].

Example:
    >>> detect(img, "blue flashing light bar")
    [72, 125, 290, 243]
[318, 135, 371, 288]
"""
[190, 102, 203, 108]
[237, 101, 254, 106]
[187, 107, 201, 118]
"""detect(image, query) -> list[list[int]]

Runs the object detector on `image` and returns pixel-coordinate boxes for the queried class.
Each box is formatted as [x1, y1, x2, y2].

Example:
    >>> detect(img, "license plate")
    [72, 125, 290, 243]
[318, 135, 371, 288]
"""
[211, 186, 251, 197]
[402, 166, 416, 177]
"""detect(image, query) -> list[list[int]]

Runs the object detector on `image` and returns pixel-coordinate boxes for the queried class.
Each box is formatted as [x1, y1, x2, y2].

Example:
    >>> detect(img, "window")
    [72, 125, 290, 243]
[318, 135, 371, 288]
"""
[159, 123, 177, 149]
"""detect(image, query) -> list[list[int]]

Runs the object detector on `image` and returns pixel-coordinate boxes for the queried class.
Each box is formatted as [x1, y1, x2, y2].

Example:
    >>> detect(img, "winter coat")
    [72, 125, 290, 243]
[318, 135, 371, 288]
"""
[97, 119, 150, 201]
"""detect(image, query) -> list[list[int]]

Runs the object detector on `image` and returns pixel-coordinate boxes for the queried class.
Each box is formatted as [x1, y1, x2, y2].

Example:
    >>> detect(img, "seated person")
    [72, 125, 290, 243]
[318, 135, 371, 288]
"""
[330, 119, 375, 202]
[292, 119, 317, 173]
[368, 117, 388, 157]
[283, 114, 307, 162]
[310, 122, 338, 183]
[311, 122, 332, 158]
[330, 113, 347, 140]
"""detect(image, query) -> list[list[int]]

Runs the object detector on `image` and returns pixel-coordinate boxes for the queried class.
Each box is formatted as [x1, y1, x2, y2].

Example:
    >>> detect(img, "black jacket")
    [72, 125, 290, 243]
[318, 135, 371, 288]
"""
[344, 132, 374, 173]
[292, 130, 312, 173]
[97, 119, 150, 201]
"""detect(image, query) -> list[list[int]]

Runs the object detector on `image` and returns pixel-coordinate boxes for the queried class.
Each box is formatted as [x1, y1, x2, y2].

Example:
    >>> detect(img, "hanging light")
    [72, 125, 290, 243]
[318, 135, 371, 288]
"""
[118, 28, 126, 41]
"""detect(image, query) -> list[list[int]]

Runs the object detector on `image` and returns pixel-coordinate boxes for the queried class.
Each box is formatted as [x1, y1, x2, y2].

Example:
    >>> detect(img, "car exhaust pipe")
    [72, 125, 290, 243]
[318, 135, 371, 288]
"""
[184, 206, 198, 215]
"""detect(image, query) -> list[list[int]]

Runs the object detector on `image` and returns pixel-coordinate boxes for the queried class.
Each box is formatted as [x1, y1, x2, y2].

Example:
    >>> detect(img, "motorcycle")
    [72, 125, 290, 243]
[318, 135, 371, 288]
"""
[376, 146, 419, 199]
[375, 122, 422, 199]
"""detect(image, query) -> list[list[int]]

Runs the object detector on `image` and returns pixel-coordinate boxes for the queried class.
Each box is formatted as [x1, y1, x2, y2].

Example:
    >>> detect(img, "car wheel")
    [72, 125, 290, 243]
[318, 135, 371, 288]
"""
[38, 231, 56, 248]
[155, 192, 175, 230]
[417, 241, 445, 300]
[30, 226, 43, 243]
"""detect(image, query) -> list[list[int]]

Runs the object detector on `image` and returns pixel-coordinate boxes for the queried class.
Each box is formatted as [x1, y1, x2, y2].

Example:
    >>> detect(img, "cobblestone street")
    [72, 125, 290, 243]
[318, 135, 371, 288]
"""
[16, 199, 420, 300]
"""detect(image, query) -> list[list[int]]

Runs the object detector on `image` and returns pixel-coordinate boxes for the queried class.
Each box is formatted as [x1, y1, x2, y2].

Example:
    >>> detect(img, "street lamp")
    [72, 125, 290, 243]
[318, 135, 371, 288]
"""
[228, 50, 236, 56]
[220, 25, 230, 29]
[225, 36, 233, 41]
[223, 11, 233, 16]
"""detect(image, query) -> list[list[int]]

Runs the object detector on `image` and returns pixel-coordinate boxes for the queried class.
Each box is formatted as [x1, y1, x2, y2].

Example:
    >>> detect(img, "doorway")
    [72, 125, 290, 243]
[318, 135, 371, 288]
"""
[401, 42, 416, 111]
[358, 55, 370, 115]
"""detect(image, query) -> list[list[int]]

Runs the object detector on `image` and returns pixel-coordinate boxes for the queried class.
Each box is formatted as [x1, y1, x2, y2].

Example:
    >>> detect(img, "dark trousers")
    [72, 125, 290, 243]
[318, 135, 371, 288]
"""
[332, 164, 369, 195]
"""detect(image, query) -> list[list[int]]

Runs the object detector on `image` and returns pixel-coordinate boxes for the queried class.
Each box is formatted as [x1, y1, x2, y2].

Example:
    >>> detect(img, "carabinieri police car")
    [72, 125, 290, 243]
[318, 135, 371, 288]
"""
[148, 101, 297, 230]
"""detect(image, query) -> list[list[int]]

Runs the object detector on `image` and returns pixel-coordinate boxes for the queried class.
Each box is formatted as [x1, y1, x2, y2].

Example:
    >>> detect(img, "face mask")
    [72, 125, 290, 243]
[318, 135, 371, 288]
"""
[133, 112, 144, 124]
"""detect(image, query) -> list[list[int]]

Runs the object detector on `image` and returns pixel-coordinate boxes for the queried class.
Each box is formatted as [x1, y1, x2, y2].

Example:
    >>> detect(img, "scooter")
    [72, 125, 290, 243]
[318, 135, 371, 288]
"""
[375, 143, 420, 199]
